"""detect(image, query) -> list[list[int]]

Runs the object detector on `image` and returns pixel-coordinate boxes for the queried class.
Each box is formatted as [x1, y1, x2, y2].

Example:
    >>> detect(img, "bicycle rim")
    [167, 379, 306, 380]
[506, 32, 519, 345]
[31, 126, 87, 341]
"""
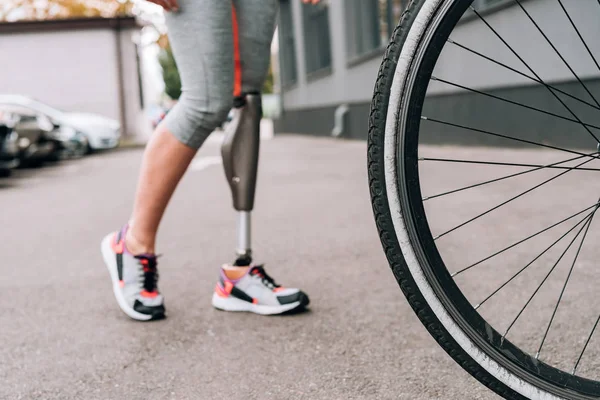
[388, 0, 600, 398]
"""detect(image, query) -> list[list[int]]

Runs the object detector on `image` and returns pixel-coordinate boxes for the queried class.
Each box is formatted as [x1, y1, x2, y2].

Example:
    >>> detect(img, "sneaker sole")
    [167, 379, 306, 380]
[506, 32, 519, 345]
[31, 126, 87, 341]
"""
[101, 234, 161, 322]
[211, 293, 307, 315]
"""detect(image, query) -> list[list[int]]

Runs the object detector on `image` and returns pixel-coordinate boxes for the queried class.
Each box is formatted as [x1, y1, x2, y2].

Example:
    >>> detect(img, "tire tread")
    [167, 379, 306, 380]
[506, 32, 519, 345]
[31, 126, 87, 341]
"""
[367, 1, 526, 398]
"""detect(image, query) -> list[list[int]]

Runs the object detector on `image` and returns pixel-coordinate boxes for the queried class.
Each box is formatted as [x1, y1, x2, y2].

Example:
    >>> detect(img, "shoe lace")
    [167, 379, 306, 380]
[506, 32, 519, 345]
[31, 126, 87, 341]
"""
[250, 265, 280, 290]
[135, 255, 159, 292]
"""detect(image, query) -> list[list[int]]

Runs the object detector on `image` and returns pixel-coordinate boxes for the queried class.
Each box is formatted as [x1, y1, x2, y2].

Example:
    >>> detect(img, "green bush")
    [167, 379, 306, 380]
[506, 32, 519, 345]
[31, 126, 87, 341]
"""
[158, 46, 182, 101]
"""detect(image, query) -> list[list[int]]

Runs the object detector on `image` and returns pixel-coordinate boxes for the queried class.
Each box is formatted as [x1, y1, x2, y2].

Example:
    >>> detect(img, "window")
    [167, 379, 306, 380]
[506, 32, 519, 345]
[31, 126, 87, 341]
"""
[135, 44, 145, 109]
[345, 0, 409, 61]
[302, 1, 332, 75]
[0, 105, 36, 126]
[278, 0, 298, 86]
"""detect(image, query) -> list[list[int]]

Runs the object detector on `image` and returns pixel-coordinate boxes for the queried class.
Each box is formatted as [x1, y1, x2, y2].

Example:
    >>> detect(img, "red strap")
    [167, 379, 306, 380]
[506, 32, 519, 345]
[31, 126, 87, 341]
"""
[232, 5, 242, 98]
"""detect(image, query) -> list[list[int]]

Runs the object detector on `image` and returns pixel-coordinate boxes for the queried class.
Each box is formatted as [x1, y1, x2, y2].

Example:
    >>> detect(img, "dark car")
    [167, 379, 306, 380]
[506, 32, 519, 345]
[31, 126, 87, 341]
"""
[10, 112, 59, 167]
[0, 124, 19, 176]
[1, 106, 87, 166]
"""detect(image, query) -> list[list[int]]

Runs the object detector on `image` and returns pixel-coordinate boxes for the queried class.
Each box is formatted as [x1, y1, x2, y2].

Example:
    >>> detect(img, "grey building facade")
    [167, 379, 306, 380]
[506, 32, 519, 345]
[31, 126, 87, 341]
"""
[275, 0, 600, 148]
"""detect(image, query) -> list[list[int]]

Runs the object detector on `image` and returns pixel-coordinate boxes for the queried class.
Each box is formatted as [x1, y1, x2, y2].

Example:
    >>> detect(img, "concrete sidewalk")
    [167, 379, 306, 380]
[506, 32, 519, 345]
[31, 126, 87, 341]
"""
[0, 135, 498, 400]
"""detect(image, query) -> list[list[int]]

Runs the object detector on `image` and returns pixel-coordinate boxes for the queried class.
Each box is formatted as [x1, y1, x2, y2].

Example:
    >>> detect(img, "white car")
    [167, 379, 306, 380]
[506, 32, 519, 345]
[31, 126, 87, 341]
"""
[0, 95, 121, 151]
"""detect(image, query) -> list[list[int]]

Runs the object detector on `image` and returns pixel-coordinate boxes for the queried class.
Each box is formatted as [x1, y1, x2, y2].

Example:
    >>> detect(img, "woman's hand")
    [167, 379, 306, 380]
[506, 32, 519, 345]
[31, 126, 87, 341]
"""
[144, 0, 179, 12]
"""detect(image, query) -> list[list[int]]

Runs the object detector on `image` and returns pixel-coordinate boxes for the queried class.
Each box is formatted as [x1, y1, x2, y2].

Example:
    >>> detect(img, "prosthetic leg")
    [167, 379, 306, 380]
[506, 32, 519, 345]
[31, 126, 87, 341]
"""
[221, 93, 262, 266]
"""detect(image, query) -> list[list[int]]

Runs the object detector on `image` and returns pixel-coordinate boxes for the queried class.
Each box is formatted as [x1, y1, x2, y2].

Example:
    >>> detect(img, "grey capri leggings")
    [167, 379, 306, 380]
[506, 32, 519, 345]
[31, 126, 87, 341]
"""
[162, 0, 279, 149]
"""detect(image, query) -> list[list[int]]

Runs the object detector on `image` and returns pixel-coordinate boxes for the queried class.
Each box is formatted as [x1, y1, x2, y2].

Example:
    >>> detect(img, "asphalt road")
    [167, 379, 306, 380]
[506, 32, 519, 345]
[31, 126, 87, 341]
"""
[2, 134, 554, 400]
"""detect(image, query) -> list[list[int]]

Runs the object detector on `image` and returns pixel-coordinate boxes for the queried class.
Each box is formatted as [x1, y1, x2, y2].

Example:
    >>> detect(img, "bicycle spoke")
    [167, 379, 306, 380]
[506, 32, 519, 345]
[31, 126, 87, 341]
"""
[421, 157, 600, 172]
[474, 210, 593, 310]
[430, 76, 600, 131]
[374, 0, 600, 387]
[536, 205, 599, 359]
[513, 0, 600, 108]
[434, 155, 597, 240]
[446, 38, 600, 112]
[573, 314, 600, 374]
[557, 0, 600, 74]
[452, 201, 600, 277]
[424, 153, 594, 201]
[422, 116, 596, 158]
[471, 6, 600, 143]
[498, 212, 593, 343]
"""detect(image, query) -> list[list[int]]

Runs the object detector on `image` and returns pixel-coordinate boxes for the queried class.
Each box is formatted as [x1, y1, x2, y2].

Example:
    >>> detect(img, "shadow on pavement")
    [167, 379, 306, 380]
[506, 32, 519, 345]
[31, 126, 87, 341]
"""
[280, 307, 312, 317]
[0, 179, 17, 189]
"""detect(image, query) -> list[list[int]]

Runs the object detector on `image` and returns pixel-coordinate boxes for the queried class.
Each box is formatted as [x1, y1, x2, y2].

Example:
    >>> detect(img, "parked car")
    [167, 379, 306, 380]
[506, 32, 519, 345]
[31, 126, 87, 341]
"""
[55, 128, 89, 159]
[0, 95, 120, 152]
[10, 113, 59, 167]
[1, 106, 89, 161]
[0, 124, 19, 176]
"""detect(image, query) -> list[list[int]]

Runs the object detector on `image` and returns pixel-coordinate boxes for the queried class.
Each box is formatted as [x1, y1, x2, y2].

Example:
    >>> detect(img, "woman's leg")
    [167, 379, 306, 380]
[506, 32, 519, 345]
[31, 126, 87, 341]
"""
[232, 0, 279, 94]
[126, 127, 195, 254]
[220, 0, 279, 271]
[101, 0, 235, 321]
[212, 1, 310, 315]
[127, 0, 235, 254]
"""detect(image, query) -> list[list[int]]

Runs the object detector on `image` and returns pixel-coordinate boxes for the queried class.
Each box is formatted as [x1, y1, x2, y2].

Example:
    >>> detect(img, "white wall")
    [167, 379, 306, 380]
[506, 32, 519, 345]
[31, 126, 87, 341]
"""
[0, 26, 152, 139]
[118, 28, 153, 140]
[0, 29, 120, 118]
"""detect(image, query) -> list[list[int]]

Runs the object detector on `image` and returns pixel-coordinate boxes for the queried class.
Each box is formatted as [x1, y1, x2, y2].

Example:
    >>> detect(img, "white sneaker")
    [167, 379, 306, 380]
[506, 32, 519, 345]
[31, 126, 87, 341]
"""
[100, 226, 165, 321]
[212, 265, 309, 315]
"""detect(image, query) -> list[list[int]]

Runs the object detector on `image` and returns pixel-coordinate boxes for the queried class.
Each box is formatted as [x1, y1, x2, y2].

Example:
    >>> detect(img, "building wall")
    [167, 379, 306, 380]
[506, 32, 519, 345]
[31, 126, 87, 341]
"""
[276, 0, 600, 143]
[0, 24, 150, 139]
[118, 28, 153, 140]
[281, 0, 382, 110]
[0, 29, 120, 117]
[429, 0, 600, 95]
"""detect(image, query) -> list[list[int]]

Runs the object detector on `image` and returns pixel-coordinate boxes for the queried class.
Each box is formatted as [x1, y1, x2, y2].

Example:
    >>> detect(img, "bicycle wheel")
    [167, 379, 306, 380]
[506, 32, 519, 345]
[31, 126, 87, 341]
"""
[369, 0, 600, 398]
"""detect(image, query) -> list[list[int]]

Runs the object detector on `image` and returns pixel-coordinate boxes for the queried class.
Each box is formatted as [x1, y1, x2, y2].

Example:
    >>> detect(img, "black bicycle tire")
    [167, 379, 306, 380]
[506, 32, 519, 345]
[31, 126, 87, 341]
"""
[368, 1, 527, 398]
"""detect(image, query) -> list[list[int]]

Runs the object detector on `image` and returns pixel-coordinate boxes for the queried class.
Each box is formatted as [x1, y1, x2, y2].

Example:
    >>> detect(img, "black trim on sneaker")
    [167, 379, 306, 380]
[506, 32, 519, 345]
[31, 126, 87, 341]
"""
[116, 254, 123, 280]
[116, 230, 123, 281]
[277, 291, 310, 306]
[231, 286, 255, 303]
[219, 276, 255, 304]
[133, 300, 165, 319]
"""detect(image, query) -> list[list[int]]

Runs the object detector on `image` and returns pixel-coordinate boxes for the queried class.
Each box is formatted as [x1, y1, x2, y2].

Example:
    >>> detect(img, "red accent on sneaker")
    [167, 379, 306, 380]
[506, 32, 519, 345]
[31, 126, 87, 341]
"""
[111, 233, 124, 254]
[273, 287, 286, 293]
[252, 298, 258, 304]
[140, 290, 158, 298]
[215, 284, 228, 298]
[224, 281, 234, 294]
[118, 280, 125, 288]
